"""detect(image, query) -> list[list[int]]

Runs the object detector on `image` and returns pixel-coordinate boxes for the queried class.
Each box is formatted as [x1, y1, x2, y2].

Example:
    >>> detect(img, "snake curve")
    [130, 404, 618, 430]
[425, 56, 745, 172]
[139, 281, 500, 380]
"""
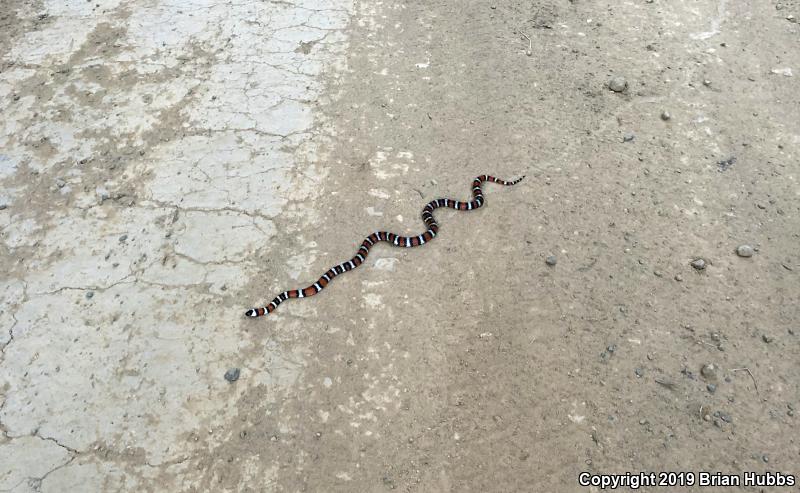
[245, 174, 524, 317]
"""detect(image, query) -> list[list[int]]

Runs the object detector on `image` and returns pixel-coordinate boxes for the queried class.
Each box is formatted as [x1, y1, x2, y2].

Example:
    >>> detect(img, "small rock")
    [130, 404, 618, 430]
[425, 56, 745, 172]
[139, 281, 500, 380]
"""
[707, 383, 717, 393]
[770, 67, 793, 77]
[56, 178, 66, 188]
[736, 245, 754, 257]
[635, 368, 644, 377]
[545, 255, 557, 266]
[622, 133, 635, 142]
[119, 234, 128, 242]
[762, 455, 769, 463]
[702, 79, 712, 86]
[224, 368, 240, 382]
[608, 76, 628, 92]
[0, 203, 7, 210]
[703, 413, 711, 422]
[606, 344, 617, 354]
[701, 363, 717, 379]
[660, 111, 671, 121]
[674, 274, 683, 282]
[762, 334, 773, 343]
[690, 258, 707, 270]
[85, 291, 94, 299]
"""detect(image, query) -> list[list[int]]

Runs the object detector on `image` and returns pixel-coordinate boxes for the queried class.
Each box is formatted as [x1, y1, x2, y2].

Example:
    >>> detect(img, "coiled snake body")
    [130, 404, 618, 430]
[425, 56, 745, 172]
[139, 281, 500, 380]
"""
[245, 174, 524, 317]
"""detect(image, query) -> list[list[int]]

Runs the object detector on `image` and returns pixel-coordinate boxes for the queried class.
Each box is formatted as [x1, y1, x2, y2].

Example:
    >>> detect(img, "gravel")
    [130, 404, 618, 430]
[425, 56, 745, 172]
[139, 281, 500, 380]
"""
[690, 258, 707, 270]
[545, 255, 557, 266]
[701, 363, 717, 379]
[608, 76, 628, 92]
[224, 368, 241, 382]
[736, 244, 754, 257]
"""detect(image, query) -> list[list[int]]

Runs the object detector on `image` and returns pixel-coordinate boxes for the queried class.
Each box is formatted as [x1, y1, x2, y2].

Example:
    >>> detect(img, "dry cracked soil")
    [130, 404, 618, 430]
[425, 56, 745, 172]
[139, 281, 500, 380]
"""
[1, 0, 799, 492]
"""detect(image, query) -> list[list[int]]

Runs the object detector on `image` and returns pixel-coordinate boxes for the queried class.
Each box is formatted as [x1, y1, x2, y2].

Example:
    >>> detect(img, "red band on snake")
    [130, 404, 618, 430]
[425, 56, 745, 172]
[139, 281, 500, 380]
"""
[245, 174, 524, 317]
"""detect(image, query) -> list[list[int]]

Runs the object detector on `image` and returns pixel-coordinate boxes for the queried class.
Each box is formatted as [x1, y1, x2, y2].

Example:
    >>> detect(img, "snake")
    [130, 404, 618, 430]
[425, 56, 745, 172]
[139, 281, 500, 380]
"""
[245, 174, 525, 317]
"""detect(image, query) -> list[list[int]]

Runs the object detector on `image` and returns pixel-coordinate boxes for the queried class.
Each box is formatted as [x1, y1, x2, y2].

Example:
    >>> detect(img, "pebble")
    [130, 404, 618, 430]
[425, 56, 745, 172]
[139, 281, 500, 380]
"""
[660, 111, 671, 121]
[635, 368, 644, 378]
[690, 258, 706, 270]
[701, 363, 717, 379]
[674, 274, 683, 282]
[736, 245, 754, 257]
[762, 334, 773, 343]
[707, 383, 717, 393]
[545, 255, 557, 266]
[623, 133, 635, 143]
[85, 291, 94, 299]
[703, 413, 711, 422]
[224, 368, 240, 382]
[119, 234, 128, 242]
[762, 455, 769, 463]
[608, 76, 628, 92]
[56, 178, 66, 188]
[0, 203, 7, 210]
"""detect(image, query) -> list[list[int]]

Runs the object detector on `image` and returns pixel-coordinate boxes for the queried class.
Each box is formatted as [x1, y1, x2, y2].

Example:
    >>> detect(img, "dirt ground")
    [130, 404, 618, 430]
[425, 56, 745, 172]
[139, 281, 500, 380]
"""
[1, 0, 799, 491]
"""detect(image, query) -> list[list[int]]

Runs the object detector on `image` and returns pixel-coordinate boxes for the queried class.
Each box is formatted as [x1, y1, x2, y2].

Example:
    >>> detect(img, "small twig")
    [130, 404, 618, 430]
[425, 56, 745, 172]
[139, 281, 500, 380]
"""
[697, 340, 718, 350]
[521, 33, 532, 56]
[654, 377, 677, 390]
[731, 367, 759, 396]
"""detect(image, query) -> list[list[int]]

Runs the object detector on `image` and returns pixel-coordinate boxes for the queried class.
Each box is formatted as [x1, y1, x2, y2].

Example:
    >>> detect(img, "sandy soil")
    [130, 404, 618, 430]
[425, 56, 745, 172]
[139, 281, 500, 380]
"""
[1, 0, 798, 491]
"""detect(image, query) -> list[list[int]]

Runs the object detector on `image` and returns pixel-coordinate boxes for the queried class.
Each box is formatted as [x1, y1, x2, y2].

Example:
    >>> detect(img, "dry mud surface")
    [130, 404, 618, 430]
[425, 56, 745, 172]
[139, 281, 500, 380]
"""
[1, 0, 799, 491]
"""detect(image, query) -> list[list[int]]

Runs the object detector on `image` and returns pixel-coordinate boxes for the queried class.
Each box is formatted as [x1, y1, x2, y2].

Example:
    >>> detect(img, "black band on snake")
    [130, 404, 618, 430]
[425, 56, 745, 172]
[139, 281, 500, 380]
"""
[245, 174, 525, 317]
